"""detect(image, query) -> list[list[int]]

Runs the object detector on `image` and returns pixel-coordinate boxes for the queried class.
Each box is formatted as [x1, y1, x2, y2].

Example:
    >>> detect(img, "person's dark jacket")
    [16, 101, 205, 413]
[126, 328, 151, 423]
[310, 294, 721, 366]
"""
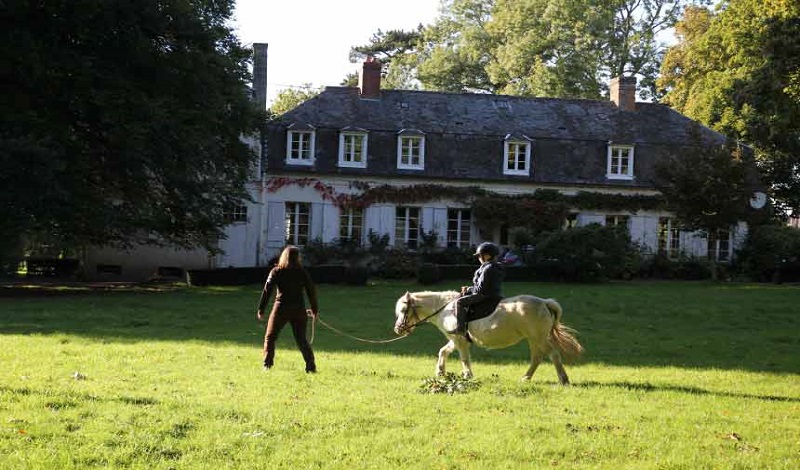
[257, 266, 319, 313]
[465, 261, 504, 299]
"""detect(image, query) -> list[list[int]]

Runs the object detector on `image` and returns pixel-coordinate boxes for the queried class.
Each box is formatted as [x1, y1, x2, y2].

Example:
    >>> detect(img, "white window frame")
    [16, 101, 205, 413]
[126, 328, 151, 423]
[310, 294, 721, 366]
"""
[658, 217, 682, 259]
[395, 206, 421, 249]
[286, 130, 315, 165]
[338, 131, 368, 168]
[397, 134, 425, 170]
[708, 229, 732, 262]
[503, 136, 531, 176]
[607, 144, 634, 180]
[447, 208, 472, 248]
[605, 214, 630, 229]
[285, 202, 310, 246]
[339, 207, 364, 245]
[224, 203, 248, 224]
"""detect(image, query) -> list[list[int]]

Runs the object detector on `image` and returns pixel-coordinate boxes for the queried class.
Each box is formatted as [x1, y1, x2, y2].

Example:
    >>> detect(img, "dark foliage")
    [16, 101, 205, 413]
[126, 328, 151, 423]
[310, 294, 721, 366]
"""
[0, 0, 262, 254]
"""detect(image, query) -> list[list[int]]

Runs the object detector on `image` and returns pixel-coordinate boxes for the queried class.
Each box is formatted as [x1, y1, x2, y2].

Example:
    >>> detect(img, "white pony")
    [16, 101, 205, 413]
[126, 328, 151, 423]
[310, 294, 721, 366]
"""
[394, 291, 583, 384]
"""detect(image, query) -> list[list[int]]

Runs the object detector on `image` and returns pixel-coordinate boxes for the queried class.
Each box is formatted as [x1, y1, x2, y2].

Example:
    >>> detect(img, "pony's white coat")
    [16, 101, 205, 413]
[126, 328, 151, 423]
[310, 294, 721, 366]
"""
[394, 290, 583, 384]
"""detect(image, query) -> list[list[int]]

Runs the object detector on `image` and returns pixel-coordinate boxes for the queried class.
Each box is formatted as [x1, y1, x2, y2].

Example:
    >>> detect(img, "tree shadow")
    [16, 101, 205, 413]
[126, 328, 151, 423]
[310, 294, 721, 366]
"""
[573, 380, 800, 403]
[1, 281, 799, 375]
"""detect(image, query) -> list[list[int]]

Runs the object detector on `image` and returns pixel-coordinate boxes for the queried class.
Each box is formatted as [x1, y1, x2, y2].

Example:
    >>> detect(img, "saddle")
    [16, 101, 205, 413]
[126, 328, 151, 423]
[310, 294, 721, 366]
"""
[464, 297, 502, 323]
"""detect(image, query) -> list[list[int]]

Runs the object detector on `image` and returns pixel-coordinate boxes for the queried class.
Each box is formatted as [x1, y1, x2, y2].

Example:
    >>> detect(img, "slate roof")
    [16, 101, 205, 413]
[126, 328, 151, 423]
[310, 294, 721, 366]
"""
[264, 86, 728, 188]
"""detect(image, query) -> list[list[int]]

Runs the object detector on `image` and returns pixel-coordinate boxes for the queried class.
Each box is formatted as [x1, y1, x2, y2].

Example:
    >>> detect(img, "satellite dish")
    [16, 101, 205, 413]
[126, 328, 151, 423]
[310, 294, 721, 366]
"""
[750, 191, 767, 209]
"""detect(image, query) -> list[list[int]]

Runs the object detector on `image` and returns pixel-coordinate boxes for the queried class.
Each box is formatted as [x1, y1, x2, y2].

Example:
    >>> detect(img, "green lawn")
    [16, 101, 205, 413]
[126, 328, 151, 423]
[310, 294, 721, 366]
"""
[1, 281, 798, 469]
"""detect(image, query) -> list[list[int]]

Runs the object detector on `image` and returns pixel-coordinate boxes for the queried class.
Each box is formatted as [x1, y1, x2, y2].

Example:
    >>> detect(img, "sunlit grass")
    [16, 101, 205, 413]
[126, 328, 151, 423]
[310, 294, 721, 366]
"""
[1, 281, 798, 468]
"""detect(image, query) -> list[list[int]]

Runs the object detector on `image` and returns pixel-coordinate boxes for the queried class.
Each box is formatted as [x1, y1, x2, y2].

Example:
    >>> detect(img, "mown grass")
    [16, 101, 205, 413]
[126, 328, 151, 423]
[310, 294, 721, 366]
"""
[1, 280, 798, 469]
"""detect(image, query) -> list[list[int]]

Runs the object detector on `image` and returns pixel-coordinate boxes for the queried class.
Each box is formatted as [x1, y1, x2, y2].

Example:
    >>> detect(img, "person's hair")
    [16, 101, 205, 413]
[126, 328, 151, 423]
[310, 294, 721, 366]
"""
[276, 245, 302, 269]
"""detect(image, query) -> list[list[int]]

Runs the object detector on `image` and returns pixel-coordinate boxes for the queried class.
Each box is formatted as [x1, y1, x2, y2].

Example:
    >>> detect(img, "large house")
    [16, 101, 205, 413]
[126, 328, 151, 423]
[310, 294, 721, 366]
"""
[86, 45, 750, 280]
[215, 55, 748, 269]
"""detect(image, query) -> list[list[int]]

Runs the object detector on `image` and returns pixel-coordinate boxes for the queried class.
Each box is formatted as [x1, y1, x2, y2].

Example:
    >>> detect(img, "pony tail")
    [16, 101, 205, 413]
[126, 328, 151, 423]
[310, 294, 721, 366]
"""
[545, 299, 584, 359]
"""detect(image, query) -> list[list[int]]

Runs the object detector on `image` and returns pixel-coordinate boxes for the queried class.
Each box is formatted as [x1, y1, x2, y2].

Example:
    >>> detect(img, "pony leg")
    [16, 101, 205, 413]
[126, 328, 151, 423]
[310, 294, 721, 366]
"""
[436, 340, 456, 376]
[523, 340, 544, 381]
[549, 350, 570, 385]
[455, 341, 473, 379]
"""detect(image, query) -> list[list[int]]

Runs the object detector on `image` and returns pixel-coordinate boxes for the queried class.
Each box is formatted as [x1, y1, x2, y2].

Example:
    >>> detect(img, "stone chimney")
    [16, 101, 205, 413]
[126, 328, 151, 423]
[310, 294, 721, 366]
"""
[359, 56, 382, 99]
[252, 43, 268, 111]
[610, 76, 637, 111]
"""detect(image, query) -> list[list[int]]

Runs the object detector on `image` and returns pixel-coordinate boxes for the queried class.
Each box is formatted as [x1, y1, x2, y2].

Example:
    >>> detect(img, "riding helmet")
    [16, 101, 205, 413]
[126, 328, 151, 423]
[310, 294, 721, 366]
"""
[474, 242, 500, 257]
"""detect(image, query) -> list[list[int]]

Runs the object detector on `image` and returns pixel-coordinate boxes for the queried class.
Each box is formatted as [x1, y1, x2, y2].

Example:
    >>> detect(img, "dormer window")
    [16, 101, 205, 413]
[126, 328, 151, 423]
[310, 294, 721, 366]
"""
[607, 144, 634, 180]
[397, 131, 425, 170]
[503, 134, 532, 176]
[286, 128, 315, 165]
[338, 129, 368, 168]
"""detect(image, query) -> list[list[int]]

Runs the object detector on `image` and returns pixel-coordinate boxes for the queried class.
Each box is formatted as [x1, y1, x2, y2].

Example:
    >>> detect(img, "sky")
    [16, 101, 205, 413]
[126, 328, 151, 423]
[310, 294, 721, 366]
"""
[230, 0, 443, 106]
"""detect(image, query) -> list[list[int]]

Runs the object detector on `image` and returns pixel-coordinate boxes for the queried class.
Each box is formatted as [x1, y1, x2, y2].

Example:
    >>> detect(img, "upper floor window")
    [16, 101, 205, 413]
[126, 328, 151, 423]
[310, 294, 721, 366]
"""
[286, 130, 315, 165]
[658, 217, 682, 259]
[503, 136, 532, 176]
[397, 132, 425, 170]
[447, 209, 471, 248]
[285, 202, 310, 246]
[338, 130, 368, 168]
[395, 206, 421, 249]
[339, 207, 364, 246]
[607, 144, 634, 180]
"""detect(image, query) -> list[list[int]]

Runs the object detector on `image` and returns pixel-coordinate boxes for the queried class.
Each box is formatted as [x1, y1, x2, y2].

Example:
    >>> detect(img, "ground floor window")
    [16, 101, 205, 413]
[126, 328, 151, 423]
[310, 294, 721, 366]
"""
[285, 202, 310, 246]
[447, 209, 471, 248]
[224, 203, 248, 224]
[707, 229, 731, 262]
[395, 206, 421, 249]
[658, 217, 682, 259]
[605, 214, 630, 230]
[339, 207, 364, 245]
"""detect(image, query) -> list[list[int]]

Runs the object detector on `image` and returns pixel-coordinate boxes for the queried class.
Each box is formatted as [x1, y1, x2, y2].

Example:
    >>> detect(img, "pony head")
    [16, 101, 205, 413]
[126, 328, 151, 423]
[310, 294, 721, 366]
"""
[393, 291, 417, 336]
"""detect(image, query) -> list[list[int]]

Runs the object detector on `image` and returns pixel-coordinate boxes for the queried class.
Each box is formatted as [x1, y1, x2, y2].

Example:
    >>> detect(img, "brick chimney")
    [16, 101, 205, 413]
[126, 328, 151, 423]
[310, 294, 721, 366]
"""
[610, 76, 637, 111]
[252, 43, 268, 111]
[359, 56, 382, 99]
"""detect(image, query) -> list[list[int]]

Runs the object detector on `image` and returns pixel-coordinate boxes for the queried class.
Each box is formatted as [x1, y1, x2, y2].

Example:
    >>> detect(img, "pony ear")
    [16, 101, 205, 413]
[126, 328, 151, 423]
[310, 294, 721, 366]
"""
[404, 291, 411, 300]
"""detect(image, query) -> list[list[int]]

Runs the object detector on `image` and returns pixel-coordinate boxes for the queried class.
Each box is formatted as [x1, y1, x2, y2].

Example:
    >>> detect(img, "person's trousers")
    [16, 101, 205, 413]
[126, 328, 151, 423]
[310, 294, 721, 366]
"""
[454, 294, 490, 331]
[263, 306, 315, 371]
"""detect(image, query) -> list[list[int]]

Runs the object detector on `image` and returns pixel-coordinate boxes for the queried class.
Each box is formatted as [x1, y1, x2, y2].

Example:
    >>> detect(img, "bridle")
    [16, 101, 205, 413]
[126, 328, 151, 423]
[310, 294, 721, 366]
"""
[397, 295, 455, 335]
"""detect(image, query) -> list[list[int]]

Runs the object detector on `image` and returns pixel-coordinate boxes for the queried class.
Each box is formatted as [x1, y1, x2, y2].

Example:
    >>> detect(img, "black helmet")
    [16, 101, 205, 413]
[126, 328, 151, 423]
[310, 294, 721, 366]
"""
[474, 242, 500, 257]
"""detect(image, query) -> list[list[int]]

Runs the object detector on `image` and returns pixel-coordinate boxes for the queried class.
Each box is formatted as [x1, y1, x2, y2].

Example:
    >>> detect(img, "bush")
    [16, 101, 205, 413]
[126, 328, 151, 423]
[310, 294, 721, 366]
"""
[736, 224, 800, 282]
[417, 263, 441, 285]
[344, 266, 369, 285]
[530, 224, 637, 282]
[376, 250, 418, 279]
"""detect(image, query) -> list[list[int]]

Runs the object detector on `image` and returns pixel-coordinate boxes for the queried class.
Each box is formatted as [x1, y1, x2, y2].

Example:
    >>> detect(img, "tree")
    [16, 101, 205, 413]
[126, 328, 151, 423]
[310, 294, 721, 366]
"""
[658, 0, 800, 214]
[351, 0, 692, 100]
[654, 137, 755, 278]
[269, 85, 323, 116]
[0, 0, 262, 257]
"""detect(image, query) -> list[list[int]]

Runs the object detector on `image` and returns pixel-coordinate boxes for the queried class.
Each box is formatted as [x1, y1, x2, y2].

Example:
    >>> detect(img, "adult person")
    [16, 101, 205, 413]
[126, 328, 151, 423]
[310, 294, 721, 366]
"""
[256, 245, 318, 373]
[449, 242, 504, 337]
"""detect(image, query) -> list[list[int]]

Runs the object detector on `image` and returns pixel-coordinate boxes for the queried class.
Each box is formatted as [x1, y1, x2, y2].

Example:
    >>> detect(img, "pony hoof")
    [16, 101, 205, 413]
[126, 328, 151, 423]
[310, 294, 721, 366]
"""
[521, 376, 532, 382]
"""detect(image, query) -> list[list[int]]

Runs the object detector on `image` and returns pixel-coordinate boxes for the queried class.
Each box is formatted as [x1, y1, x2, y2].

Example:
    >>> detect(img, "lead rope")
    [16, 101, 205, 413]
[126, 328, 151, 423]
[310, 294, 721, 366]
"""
[306, 309, 407, 344]
[305, 299, 455, 345]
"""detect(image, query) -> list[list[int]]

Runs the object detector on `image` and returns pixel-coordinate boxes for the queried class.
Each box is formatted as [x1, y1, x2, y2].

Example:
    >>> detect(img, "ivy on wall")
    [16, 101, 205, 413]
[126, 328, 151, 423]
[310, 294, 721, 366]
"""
[265, 177, 667, 230]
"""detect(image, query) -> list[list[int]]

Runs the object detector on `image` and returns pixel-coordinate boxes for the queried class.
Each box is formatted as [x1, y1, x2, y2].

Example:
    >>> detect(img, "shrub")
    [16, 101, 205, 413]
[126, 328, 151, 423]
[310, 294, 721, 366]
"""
[376, 250, 418, 279]
[344, 266, 369, 286]
[736, 224, 800, 282]
[417, 263, 441, 285]
[531, 224, 637, 282]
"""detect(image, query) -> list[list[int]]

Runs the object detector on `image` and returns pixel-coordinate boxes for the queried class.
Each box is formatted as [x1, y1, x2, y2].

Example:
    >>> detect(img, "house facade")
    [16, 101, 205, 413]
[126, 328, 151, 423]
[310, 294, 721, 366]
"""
[84, 48, 748, 281]
[213, 58, 746, 268]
